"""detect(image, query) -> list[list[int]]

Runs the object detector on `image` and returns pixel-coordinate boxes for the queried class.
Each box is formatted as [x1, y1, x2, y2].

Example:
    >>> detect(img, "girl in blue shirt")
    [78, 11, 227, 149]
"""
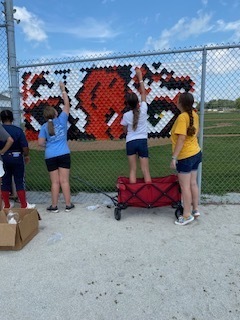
[38, 82, 74, 213]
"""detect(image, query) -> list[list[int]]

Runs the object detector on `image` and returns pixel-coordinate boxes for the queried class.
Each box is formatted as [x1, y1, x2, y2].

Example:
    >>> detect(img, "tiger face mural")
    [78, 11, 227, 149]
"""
[21, 62, 195, 141]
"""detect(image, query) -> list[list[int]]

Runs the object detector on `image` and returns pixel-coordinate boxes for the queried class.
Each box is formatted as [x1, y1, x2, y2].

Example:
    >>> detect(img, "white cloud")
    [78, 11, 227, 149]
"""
[57, 17, 119, 39]
[23, 49, 114, 63]
[145, 12, 212, 50]
[216, 19, 240, 42]
[206, 48, 240, 74]
[201, 0, 208, 5]
[14, 6, 47, 42]
[60, 49, 113, 58]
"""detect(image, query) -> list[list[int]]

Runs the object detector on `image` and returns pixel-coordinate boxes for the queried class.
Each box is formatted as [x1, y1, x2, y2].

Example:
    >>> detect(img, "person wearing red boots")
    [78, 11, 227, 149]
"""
[0, 123, 14, 209]
[0, 110, 35, 209]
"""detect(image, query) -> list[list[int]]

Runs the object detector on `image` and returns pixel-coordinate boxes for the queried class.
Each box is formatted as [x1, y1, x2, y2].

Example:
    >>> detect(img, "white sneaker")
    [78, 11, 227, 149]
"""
[192, 210, 200, 218]
[175, 215, 194, 226]
[25, 202, 36, 209]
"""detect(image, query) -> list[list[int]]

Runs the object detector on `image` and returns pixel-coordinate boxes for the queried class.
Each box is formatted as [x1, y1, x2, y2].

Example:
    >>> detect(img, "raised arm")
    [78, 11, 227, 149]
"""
[59, 81, 70, 115]
[135, 68, 146, 102]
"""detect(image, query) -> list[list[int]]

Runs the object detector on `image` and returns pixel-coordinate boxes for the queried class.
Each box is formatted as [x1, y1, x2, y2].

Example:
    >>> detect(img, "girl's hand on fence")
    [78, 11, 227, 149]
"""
[135, 67, 142, 79]
[59, 81, 65, 92]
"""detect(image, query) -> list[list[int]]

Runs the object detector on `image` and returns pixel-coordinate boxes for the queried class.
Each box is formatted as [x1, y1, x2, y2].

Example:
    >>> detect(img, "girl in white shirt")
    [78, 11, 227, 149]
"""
[120, 68, 151, 184]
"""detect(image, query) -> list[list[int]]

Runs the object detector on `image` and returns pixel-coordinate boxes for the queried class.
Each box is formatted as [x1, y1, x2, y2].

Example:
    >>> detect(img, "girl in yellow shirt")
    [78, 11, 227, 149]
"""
[170, 92, 202, 226]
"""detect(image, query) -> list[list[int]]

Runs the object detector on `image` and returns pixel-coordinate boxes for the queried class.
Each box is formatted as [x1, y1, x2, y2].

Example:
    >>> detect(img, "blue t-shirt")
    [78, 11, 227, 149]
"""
[38, 111, 70, 159]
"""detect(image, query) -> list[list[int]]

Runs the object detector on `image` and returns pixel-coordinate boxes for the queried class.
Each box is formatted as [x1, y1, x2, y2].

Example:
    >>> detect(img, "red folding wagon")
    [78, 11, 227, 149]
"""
[114, 174, 183, 220]
[74, 174, 183, 221]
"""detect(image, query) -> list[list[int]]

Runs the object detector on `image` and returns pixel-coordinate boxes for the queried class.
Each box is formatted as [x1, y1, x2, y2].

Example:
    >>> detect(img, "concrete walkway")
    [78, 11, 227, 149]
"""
[0, 202, 239, 320]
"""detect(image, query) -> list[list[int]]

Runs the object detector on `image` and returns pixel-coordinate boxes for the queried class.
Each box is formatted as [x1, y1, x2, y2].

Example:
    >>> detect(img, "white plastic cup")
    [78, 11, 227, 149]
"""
[7, 211, 19, 224]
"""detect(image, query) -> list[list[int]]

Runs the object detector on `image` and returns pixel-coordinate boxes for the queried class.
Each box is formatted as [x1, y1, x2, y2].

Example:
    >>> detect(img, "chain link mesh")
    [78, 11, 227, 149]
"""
[0, 1, 239, 205]
[18, 47, 240, 205]
[0, 5, 11, 111]
[18, 51, 204, 203]
[201, 47, 240, 203]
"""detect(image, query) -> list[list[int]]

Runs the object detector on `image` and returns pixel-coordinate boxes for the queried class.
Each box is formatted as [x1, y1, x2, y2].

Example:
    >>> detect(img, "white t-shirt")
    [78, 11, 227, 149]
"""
[120, 101, 148, 143]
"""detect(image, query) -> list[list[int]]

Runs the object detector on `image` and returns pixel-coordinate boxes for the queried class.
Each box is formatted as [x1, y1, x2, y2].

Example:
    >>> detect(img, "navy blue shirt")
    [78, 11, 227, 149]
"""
[0, 124, 28, 152]
[0, 124, 11, 161]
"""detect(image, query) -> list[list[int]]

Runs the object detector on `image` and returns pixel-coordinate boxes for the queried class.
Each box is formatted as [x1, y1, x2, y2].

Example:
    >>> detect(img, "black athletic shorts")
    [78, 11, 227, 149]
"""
[45, 153, 71, 172]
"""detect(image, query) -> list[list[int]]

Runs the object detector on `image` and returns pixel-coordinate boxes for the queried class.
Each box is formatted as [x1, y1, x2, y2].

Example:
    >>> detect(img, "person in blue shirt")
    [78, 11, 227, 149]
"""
[38, 82, 75, 213]
[0, 110, 35, 209]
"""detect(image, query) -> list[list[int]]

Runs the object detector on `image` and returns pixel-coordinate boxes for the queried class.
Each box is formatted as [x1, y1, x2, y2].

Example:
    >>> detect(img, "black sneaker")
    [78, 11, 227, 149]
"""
[65, 203, 75, 212]
[47, 205, 59, 213]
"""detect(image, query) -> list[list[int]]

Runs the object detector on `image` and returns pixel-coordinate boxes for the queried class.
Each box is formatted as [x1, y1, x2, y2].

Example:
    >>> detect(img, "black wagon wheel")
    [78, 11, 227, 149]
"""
[114, 207, 121, 221]
[175, 204, 184, 219]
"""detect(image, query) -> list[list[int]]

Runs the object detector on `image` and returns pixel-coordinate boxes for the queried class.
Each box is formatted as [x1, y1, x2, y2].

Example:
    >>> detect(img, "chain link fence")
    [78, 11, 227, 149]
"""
[0, 6, 11, 111]
[200, 46, 240, 204]
[0, 0, 239, 205]
[17, 51, 203, 203]
[15, 46, 240, 205]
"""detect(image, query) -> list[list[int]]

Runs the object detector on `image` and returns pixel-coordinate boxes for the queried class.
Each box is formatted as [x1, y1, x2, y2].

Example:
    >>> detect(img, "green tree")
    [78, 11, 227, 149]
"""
[236, 97, 240, 110]
[205, 99, 235, 110]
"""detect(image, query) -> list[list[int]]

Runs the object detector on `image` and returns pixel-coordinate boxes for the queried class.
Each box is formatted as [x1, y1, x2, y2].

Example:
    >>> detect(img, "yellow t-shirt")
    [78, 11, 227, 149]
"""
[171, 111, 201, 160]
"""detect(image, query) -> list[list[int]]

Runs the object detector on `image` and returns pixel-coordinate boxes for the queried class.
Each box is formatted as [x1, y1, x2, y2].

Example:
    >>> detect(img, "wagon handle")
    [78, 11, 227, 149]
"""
[73, 176, 118, 206]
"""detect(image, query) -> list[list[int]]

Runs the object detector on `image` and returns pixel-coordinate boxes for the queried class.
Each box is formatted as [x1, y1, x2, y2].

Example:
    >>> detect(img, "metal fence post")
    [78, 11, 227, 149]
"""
[4, 0, 21, 126]
[198, 46, 207, 203]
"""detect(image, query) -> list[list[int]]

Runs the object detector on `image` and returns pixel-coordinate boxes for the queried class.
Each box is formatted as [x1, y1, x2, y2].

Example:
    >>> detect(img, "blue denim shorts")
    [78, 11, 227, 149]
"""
[176, 151, 202, 173]
[126, 139, 149, 157]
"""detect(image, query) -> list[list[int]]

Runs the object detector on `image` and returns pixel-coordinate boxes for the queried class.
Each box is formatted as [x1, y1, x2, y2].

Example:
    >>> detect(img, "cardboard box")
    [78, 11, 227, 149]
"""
[0, 208, 41, 251]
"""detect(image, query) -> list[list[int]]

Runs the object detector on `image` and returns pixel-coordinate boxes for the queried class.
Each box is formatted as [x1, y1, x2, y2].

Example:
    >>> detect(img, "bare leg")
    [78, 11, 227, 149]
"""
[178, 172, 192, 218]
[49, 170, 60, 207]
[139, 157, 152, 183]
[190, 170, 199, 211]
[128, 155, 137, 183]
[59, 167, 71, 206]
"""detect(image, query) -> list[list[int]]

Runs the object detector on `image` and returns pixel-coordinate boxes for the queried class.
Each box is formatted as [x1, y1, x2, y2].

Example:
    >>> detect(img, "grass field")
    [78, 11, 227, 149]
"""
[26, 112, 240, 195]
[203, 111, 240, 134]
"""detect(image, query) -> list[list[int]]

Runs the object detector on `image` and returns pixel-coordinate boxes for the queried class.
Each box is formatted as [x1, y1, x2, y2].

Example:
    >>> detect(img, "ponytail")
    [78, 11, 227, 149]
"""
[186, 110, 196, 136]
[47, 119, 55, 136]
[126, 92, 139, 131]
[43, 106, 56, 136]
[132, 108, 140, 131]
[178, 92, 196, 136]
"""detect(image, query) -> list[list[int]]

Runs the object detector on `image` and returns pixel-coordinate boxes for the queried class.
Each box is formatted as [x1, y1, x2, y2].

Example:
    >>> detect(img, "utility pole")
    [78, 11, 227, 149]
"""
[3, 0, 21, 126]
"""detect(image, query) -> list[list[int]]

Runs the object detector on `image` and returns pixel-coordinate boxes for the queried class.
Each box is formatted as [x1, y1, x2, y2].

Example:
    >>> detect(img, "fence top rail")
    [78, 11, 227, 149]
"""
[16, 43, 240, 70]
